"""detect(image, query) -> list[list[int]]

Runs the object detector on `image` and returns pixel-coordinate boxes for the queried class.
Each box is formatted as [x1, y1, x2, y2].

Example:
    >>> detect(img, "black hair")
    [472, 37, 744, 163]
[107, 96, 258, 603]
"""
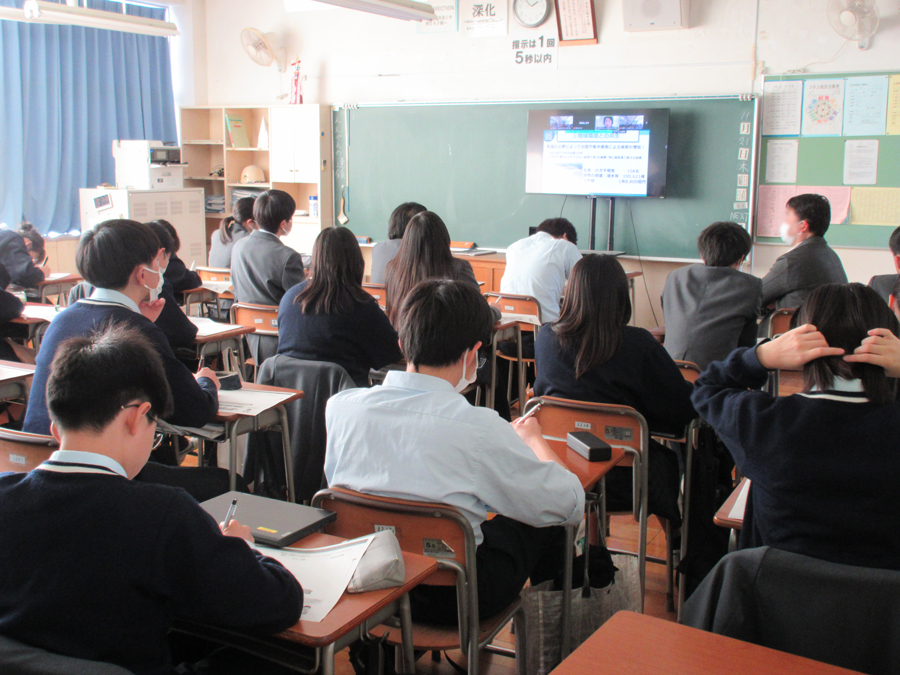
[47, 322, 173, 433]
[18, 222, 45, 259]
[388, 202, 427, 240]
[786, 193, 831, 237]
[536, 218, 578, 246]
[297, 226, 370, 314]
[796, 283, 899, 405]
[697, 222, 751, 267]
[144, 221, 176, 256]
[888, 226, 900, 257]
[398, 279, 494, 369]
[150, 220, 179, 253]
[76, 220, 159, 290]
[253, 190, 296, 234]
[220, 197, 256, 245]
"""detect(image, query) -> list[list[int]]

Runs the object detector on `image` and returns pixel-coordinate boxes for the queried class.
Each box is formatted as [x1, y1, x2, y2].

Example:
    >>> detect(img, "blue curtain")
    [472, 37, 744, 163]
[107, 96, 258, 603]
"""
[0, 0, 176, 235]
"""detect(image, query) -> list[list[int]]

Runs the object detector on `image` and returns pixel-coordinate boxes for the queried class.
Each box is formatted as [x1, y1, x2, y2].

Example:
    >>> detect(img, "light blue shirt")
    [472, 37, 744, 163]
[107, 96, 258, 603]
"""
[46, 450, 128, 478]
[86, 287, 140, 314]
[325, 370, 584, 545]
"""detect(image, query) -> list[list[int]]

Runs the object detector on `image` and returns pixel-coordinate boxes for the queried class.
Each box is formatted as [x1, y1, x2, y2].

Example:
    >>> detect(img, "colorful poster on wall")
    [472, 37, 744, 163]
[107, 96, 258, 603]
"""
[418, 0, 458, 33]
[801, 79, 845, 136]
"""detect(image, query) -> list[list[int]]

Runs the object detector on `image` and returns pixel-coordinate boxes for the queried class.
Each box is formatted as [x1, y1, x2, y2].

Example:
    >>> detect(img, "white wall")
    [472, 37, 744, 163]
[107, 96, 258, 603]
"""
[168, 0, 900, 327]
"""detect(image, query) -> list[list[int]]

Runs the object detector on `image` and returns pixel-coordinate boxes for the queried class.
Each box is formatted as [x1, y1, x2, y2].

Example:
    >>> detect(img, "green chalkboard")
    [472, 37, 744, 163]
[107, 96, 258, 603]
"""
[332, 96, 757, 260]
[758, 71, 900, 249]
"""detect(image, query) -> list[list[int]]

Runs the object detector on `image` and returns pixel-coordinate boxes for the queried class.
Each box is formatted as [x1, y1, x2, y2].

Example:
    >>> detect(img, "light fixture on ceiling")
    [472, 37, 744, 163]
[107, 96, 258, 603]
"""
[0, 1, 179, 38]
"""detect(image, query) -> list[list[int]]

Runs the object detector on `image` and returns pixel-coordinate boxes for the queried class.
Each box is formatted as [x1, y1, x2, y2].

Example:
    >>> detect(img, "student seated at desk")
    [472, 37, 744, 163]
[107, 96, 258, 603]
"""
[867, 225, 900, 305]
[662, 221, 762, 370]
[19, 222, 46, 267]
[278, 226, 401, 387]
[0, 324, 302, 675]
[153, 219, 202, 299]
[325, 279, 587, 624]
[693, 283, 900, 570]
[0, 262, 26, 363]
[369, 201, 426, 285]
[759, 193, 846, 334]
[232, 189, 307, 367]
[0, 225, 45, 289]
[534, 255, 695, 525]
[23, 221, 220, 477]
[209, 196, 255, 269]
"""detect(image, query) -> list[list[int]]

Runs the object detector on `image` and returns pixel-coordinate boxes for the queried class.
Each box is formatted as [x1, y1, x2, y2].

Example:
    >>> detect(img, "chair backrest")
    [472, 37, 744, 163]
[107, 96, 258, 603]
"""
[230, 302, 279, 336]
[196, 266, 231, 283]
[483, 292, 542, 332]
[674, 360, 702, 383]
[768, 308, 797, 339]
[0, 429, 58, 473]
[362, 283, 386, 309]
[524, 396, 649, 517]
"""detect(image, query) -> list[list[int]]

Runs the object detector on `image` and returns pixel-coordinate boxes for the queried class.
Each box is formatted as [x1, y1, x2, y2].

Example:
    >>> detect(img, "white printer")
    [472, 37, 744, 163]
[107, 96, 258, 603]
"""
[112, 140, 184, 190]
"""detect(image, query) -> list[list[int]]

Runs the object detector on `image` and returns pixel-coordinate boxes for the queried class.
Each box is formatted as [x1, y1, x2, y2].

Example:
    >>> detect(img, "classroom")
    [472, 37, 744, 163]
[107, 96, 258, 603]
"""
[1, 0, 900, 673]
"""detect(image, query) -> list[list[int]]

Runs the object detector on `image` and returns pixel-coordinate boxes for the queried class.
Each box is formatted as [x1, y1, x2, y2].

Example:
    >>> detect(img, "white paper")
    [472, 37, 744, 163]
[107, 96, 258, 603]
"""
[190, 317, 243, 338]
[217, 389, 296, 416]
[801, 79, 845, 136]
[21, 304, 63, 322]
[46, 272, 71, 281]
[762, 80, 803, 136]
[202, 281, 233, 295]
[765, 139, 799, 184]
[729, 479, 751, 521]
[417, 0, 458, 33]
[843, 76, 889, 136]
[461, 0, 507, 37]
[257, 535, 375, 622]
[555, 0, 595, 41]
[501, 312, 542, 326]
[0, 364, 34, 381]
[843, 139, 879, 186]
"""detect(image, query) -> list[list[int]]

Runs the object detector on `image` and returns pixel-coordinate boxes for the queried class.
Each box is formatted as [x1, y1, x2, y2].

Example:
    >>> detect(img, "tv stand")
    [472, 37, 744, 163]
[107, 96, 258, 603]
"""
[587, 195, 617, 252]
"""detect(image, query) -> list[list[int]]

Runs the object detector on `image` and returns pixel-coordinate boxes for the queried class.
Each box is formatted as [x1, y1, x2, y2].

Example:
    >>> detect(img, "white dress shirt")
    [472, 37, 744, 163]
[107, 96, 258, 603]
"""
[40, 450, 128, 478]
[87, 287, 140, 314]
[324, 370, 584, 545]
[499, 232, 582, 324]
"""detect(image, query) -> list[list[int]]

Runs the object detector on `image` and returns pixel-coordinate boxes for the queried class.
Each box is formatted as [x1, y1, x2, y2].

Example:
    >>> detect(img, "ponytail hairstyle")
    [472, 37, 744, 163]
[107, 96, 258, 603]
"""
[220, 197, 256, 245]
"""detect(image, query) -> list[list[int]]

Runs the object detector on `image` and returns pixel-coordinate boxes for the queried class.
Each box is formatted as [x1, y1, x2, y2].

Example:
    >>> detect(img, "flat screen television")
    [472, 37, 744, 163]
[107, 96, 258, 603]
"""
[525, 108, 670, 198]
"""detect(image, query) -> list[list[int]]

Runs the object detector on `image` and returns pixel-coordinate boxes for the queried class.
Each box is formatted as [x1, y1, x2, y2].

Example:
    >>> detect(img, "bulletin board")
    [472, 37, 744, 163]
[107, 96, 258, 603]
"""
[757, 71, 900, 249]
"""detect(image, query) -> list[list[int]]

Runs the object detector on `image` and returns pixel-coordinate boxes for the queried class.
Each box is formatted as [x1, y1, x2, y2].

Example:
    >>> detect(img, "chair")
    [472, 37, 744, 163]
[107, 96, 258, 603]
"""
[196, 266, 232, 283]
[192, 266, 234, 319]
[483, 293, 541, 412]
[766, 308, 797, 395]
[0, 428, 57, 473]
[362, 283, 386, 310]
[522, 396, 650, 611]
[229, 302, 278, 381]
[0, 634, 134, 675]
[312, 487, 524, 675]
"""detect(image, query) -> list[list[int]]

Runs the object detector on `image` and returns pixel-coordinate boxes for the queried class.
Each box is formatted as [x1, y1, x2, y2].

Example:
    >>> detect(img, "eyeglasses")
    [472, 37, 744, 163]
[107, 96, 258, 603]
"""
[121, 404, 164, 449]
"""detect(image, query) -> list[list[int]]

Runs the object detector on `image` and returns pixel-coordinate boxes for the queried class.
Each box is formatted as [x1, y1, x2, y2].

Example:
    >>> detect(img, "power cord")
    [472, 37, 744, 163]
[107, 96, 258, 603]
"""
[627, 200, 659, 327]
[559, 195, 568, 218]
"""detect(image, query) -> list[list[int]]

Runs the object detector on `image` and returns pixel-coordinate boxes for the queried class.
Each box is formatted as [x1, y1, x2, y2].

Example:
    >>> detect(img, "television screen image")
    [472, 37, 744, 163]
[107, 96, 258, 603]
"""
[525, 108, 669, 198]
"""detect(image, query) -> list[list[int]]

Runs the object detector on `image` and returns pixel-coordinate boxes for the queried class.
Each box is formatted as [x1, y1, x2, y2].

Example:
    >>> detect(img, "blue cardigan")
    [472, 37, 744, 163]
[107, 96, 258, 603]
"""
[23, 300, 217, 435]
[692, 346, 900, 570]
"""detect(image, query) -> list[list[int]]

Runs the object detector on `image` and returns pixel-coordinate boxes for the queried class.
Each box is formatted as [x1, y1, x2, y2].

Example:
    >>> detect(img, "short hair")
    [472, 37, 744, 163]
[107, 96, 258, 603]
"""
[18, 222, 45, 258]
[253, 190, 296, 234]
[888, 226, 900, 256]
[47, 323, 173, 433]
[150, 220, 179, 253]
[786, 193, 831, 237]
[536, 218, 578, 246]
[144, 221, 176, 256]
[398, 279, 494, 368]
[795, 283, 899, 405]
[388, 202, 427, 240]
[76, 220, 159, 290]
[697, 222, 751, 267]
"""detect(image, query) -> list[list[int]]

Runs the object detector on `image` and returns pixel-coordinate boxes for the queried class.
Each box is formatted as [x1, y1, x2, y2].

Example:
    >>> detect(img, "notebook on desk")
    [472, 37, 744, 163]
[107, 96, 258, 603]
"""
[201, 492, 336, 548]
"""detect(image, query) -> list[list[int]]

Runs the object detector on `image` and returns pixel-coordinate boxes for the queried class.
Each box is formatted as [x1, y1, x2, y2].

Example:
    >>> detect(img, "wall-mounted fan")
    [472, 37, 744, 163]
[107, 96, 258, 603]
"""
[240, 28, 286, 71]
[827, 0, 879, 50]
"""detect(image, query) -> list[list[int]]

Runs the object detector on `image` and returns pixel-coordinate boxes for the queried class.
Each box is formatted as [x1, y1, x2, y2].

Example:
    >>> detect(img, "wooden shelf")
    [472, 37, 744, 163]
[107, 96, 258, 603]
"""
[186, 176, 225, 181]
[227, 183, 270, 188]
[183, 140, 223, 145]
[227, 147, 269, 151]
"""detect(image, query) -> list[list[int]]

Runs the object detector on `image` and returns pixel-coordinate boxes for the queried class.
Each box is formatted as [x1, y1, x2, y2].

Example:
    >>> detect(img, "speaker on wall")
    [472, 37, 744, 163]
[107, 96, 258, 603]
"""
[623, 0, 690, 31]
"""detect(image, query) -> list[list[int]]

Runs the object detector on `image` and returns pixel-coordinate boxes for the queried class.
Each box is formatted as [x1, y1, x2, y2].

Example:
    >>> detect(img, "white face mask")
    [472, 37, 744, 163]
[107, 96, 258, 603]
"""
[142, 266, 165, 302]
[779, 222, 798, 246]
[454, 349, 475, 394]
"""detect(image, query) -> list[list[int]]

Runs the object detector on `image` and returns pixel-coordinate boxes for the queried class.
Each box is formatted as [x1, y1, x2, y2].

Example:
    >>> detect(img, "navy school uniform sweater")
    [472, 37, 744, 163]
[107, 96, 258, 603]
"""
[0, 465, 302, 675]
[22, 300, 217, 435]
[164, 253, 202, 297]
[277, 280, 402, 387]
[692, 346, 900, 570]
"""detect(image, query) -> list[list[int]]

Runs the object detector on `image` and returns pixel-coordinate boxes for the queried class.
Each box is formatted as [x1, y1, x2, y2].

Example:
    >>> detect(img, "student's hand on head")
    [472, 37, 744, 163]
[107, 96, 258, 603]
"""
[756, 324, 845, 371]
[139, 298, 166, 323]
[844, 328, 900, 378]
[220, 519, 254, 543]
[196, 366, 220, 389]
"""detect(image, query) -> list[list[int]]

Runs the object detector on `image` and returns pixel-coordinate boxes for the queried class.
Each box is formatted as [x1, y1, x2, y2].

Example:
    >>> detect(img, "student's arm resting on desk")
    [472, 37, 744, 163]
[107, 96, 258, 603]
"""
[637, 330, 696, 432]
[159, 490, 303, 633]
[475, 417, 584, 529]
[6, 242, 44, 287]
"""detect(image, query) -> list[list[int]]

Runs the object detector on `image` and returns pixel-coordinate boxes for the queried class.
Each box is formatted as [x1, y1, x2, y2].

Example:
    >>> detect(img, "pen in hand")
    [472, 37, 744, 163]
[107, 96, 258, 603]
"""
[223, 498, 238, 528]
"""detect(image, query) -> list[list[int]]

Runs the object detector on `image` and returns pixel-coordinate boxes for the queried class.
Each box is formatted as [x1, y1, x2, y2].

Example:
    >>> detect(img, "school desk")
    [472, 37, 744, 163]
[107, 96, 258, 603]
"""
[0, 360, 35, 404]
[189, 317, 253, 365]
[11, 302, 61, 351]
[36, 273, 82, 304]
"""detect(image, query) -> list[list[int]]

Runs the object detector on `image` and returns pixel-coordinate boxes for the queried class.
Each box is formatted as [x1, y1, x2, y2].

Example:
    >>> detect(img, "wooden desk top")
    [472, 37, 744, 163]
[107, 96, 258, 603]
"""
[714, 477, 750, 530]
[213, 382, 304, 423]
[190, 319, 255, 344]
[37, 273, 81, 287]
[0, 360, 36, 383]
[277, 532, 439, 647]
[551, 611, 862, 675]
[12, 302, 61, 325]
[548, 438, 626, 492]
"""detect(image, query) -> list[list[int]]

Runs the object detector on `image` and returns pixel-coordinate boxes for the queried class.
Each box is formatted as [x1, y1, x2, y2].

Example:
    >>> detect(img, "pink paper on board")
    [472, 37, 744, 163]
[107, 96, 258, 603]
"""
[756, 185, 852, 237]
[800, 186, 851, 224]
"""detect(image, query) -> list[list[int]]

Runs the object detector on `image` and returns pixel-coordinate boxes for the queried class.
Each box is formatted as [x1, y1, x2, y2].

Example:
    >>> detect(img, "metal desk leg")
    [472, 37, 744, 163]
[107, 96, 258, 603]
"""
[561, 524, 574, 658]
[488, 335, 498, 410]
[398, 593, 415, 675]
[227, 421, 239, 492]
[598, 476, 607, 541]
[516, 326, 525, 412]
[277, 405, 296, 503]
[321, 643, 336, 675]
